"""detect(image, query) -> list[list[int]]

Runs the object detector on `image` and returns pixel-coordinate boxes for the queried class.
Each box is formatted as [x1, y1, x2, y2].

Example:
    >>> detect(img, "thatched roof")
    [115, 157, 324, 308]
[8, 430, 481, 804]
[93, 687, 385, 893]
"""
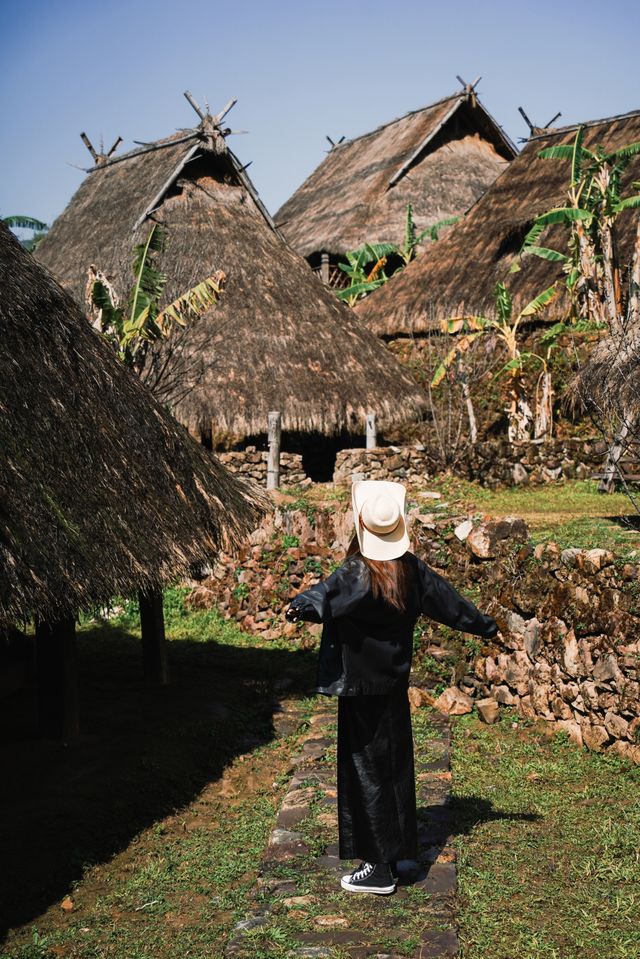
[0, 222, 265, 628]
[36, 116, 427, 439]
[356, 109, 640, 337]
[274, 89, 516, 259]
[573, 327, 640, 422]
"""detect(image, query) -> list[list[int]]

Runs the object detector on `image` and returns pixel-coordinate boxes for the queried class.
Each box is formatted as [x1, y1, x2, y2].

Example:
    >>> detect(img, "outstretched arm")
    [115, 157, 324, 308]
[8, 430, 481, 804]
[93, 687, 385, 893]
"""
[286, 557, 369, 624]
[417, 558, 497, 637]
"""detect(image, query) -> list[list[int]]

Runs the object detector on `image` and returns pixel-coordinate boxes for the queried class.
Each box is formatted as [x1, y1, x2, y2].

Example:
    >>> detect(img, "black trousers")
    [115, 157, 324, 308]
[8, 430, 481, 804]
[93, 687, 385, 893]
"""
[337, 686, 418, 863]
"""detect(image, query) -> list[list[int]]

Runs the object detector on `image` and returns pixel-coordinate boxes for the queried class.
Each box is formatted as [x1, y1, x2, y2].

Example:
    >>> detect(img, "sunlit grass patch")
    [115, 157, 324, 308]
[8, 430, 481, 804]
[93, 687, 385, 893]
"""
[451, 711, 640, 959]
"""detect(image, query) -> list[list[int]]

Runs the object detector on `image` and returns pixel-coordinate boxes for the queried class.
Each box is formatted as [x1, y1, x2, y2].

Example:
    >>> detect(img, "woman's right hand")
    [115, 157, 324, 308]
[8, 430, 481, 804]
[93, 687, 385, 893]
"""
[285, 605, 301, 623]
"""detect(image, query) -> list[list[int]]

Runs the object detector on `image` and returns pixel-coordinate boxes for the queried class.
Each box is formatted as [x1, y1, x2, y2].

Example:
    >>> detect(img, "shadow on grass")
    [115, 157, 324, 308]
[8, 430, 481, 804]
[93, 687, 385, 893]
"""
[0, 624, 316, 940]
[398, 797, 542, 885]
[606, 513, 640, 531]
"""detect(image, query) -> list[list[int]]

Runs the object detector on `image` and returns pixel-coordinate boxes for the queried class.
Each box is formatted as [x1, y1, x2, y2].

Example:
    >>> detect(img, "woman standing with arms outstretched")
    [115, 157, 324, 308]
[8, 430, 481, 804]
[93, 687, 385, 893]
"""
[286, 480, 497, 895]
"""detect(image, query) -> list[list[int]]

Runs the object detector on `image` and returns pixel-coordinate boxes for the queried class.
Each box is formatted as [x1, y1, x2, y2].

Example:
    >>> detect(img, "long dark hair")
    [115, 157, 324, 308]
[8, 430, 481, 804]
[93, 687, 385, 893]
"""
[346, 534, 411, 612]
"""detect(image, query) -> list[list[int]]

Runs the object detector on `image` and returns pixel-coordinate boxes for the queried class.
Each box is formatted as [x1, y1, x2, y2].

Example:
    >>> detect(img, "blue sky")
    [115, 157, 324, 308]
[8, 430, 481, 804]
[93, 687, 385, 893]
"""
[2, 0, 639, 227]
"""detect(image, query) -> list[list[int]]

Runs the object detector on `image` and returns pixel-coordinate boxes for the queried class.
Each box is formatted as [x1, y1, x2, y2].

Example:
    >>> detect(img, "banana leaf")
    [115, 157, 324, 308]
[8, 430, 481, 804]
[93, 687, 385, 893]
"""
[336, 278, 386, 301]
[157, 275, 225, 332]
[519, 283, 558, 317]
[523, 245, 568, 262]
[2, 215, 49, 231]
[495, 281, 513, 324]
[431, 332, 483, 387]
[90, 279, 124, 337]
[612, 141, 640, 160]
[529, 207, 592, 228]
[614, 194, 640, 211]
[129, 225, 167, 323]
[419, 215, 460, 243]
[440, 315, 490, 334]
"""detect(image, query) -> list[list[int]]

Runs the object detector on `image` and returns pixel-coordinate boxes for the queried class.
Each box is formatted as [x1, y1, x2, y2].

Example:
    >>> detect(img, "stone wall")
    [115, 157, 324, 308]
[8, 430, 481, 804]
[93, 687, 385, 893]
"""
[470, 541, 640, 763]
[333, 437, 605, 488]
[218, 446, 308, 487]
[187, 497, 640, 763]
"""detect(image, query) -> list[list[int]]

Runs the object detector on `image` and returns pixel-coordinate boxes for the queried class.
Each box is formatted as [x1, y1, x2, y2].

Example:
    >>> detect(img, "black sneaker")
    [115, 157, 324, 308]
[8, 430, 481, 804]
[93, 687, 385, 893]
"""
[340, 861, 396, 895]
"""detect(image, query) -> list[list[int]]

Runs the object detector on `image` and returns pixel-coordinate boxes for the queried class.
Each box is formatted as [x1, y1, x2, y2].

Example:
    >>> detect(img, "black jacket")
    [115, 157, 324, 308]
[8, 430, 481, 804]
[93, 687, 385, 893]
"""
[290, 552, 497, 696]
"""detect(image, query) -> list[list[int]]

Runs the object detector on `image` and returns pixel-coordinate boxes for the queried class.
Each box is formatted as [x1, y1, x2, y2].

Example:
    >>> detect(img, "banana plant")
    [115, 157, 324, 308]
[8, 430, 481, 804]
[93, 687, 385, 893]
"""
[336, 242, 396, 306]
[337, 206, 461, 304]
[432, 281, 558, 442]
[521, 127, 640, 335]
[397, 204, 459, 265]
[3, 215, 49, 251]
[89, 224, 225, 378]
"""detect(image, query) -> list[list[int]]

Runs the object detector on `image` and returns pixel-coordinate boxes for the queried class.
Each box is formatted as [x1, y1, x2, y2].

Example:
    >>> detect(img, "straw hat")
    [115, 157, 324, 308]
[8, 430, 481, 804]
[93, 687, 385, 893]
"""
[351, 480, 410, 561]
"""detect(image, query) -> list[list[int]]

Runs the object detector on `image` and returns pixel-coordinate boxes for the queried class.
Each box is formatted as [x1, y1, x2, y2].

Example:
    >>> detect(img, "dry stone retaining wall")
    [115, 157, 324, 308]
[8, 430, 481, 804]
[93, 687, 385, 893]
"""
[333, 437, 604, 488]
[218, 437, 604, 490]
[471, 541, 640, 763]
[187, 498, 640, 762]
[218, 446, 308, 487]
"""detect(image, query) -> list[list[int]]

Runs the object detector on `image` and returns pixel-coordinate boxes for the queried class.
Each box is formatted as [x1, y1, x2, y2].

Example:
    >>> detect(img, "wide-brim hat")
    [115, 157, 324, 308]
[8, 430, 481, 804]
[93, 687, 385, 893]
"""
[351, 480, 410, 561]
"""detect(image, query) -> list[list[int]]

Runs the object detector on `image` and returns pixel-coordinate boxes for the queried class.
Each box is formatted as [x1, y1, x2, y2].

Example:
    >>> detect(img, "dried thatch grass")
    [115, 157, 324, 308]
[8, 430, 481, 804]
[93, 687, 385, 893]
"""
[36, 123, 427, 439]
[571, 329, 640, 421]
[356, 110, 640, 337]
[275, 91, 515, 258]
[0, 222, 266, 628]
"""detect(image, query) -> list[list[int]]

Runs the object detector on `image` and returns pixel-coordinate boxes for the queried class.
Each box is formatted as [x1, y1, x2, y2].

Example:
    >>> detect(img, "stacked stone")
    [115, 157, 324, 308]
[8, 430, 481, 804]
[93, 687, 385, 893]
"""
[332, 437, 604, 488]
[472, 542, 640, 762]
[218, 446, 308, 487]
[186, 500, 640, 763]
[333, 446, 433, 485]
[187, 503, 354, 640]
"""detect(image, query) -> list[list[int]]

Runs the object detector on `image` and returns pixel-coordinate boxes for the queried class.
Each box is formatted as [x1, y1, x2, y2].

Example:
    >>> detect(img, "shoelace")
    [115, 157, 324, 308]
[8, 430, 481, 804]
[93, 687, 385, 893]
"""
[351, 861, 374, 881]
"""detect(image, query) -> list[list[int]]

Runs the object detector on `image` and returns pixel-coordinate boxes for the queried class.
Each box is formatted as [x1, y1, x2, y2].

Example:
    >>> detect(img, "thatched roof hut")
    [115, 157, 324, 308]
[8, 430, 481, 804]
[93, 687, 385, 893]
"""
[0, 222, 264, 629]
[36, 110, 427, 446]
[356, 109, 640, 338]
[274, 86, 516, 282]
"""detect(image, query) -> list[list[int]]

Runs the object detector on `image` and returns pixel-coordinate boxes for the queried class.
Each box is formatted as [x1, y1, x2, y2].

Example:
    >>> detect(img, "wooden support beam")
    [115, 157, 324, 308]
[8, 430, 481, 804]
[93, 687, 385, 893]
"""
[366, 412, 377, 450]
[35, 616, 79, 741]
[139, 589, 169, 685]
[320, 252, 330, 285]
[267, 411, 282, 490]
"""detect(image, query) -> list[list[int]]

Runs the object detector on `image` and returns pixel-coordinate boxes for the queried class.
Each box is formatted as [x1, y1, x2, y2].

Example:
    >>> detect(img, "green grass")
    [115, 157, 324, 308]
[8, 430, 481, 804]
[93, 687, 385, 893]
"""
[424, 478, 640, 557]
[451, 711, 640, 959]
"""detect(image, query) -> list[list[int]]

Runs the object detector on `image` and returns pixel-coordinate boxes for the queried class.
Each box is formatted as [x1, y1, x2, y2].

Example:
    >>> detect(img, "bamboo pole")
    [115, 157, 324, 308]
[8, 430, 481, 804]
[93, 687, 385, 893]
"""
[267, 411, 281, 490]
[366, 412, 377, 450]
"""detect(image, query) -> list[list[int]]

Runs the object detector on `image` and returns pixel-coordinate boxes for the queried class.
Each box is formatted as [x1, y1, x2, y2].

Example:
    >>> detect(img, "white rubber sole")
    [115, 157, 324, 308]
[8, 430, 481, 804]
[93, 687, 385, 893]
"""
[340, 876, 396, 894]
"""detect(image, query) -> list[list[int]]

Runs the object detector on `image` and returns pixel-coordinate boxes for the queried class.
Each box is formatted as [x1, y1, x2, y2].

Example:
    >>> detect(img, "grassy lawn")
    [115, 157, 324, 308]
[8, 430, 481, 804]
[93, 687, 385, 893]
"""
[451, 711, 640, 959]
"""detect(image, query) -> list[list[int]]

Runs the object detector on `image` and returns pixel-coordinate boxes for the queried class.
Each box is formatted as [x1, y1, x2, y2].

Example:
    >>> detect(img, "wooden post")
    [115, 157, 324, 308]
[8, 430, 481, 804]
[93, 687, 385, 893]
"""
[366, 412, 377, 450]
[599, 420, 630, 493]
[139, 589, 169, 685]
[35, 616, 79, 741]
[267, 411, 281, 490]
[320, 252, 330, 285]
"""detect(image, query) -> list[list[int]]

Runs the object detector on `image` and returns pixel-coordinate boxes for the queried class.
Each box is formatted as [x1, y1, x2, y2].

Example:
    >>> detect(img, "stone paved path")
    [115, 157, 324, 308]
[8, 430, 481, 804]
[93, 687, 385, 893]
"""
[225, 700, 459, 959]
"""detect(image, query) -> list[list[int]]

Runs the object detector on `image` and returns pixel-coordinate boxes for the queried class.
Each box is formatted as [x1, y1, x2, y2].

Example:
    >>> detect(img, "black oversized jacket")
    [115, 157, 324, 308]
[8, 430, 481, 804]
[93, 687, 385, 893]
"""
[290, 552, 497, 696]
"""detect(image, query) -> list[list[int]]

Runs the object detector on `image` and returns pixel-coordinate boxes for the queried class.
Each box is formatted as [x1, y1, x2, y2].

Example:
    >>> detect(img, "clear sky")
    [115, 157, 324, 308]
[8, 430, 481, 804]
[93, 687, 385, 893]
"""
[2, 0, 639, 227]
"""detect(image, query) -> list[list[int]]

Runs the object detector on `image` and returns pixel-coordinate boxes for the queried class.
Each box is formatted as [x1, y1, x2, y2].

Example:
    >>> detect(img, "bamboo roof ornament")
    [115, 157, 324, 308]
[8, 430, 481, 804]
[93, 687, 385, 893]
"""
[275, 79, 517, 267]
[36, 94, 427, 444]
[80, 131, 123, 166]
[517, 106, 563, 140]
